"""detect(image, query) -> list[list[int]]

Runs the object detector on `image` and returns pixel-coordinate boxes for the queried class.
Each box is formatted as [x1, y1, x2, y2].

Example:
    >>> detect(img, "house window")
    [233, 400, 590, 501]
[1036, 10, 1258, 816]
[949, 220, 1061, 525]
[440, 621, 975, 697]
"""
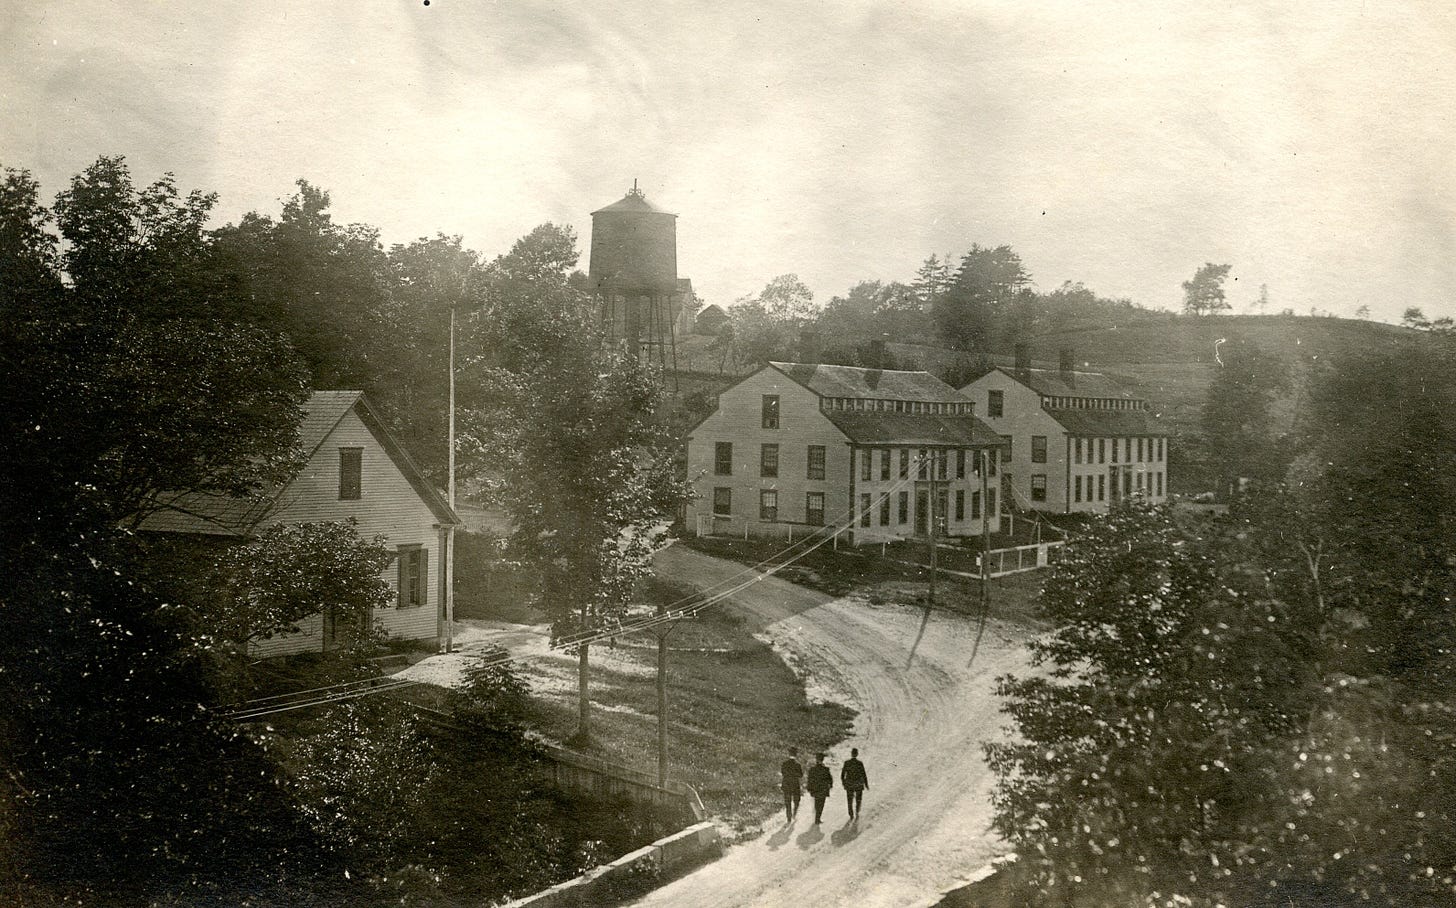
[956, 449, 966, 478]
[1074, 438, 1083, 464]
[1157, 472, 1163, 496]
[972, 490, 982, 519]
[1136, 471, 1144, 492]
[918, 449, 929, 479]
[898, 491, 909, 523]
[805, 492, 824, 526]
[760, 443, 779, 478]
[397, 546, 427, 608]
[761, 395, 780, 429]
[988, 389, 1004, 417]
[880, 448, 890, 481]
[861, 449, 872, 481]
[1000, 435, 1012, 462]
[988, 489, 997, 515]
[715, 442, 733, 475]
[1098, 474, 1106, 501]
[1098, 438, 1106, 464]
[760, 489, 778, 521]
[1125, 438, 1132, 461]
[1159, 438, 1165, 461]
[860, 493, 872, 527]
[1031, 435, 1047, 463]
[879, 494, 891, 525]
[1111, 438, 1119, 463]
[955, 489, 965, 521]
[1137, 438, 1145, 461]
[937, 450, 948, 479]
[1031, 474, 1047, 502]
[339, 447, 362, 500]
[807, 445, 825, 480]
[899, 448, 909, 478]
[713, 486, 732, 515]
[988, 450, 998, 476]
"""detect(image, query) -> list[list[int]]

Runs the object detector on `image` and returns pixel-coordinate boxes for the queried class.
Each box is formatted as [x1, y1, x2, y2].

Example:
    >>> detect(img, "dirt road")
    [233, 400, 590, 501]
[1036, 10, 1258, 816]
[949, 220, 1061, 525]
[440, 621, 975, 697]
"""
[629, 545, 1036, 908]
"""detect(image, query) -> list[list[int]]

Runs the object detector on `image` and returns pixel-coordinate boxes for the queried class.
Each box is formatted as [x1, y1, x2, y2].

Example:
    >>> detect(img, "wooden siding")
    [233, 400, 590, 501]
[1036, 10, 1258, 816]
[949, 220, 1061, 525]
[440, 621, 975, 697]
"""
[686, 368, 1000, 544]
[251, 407, 444, 658]
[685, 368, 851, 537]
[964, 372, 1170, 515]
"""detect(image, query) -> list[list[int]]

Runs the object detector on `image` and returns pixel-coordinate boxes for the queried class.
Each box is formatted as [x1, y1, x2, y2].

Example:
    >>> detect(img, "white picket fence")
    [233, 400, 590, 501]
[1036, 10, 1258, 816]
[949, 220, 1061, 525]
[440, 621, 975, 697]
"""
[976, 541, 1065, 578]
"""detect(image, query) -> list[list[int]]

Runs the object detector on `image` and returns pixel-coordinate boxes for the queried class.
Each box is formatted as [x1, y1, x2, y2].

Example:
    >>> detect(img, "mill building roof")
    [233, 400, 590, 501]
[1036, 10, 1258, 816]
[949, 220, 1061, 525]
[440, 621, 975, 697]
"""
[770, 362, 969, 403]
[1043, 408, 1164, 437]
[994, 366, 1142, 402]
[824, 412, 1006, 447]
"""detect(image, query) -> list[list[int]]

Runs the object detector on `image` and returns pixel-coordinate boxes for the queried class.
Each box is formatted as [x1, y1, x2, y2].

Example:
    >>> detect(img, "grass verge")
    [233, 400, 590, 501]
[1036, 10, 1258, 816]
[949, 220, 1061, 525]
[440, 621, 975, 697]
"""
[518, 575, 857, 834]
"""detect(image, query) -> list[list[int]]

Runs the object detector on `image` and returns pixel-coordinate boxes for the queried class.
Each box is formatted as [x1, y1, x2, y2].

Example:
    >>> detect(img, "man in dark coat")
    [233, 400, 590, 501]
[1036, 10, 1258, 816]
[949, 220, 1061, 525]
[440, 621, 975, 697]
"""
[779, 746, 803, 822]
[805, 751, 834, 824]
[841, 747, 869, 820]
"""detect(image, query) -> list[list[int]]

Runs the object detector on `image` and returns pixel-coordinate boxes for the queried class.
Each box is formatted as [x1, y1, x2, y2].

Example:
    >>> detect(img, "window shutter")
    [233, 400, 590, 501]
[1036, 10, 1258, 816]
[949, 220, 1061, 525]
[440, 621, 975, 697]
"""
[396, 551, 407, 608]
[419, 548, 428, 607]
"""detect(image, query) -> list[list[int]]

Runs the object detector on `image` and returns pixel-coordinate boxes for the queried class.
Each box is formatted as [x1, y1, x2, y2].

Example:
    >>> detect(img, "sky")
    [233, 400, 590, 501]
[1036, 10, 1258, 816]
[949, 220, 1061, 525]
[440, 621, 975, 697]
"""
[4, 1, 1454, 323]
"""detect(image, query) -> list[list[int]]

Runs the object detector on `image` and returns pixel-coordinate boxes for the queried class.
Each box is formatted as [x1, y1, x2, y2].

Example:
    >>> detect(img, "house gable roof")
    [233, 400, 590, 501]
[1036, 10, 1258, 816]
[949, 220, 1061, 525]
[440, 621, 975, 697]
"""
[769, 361, 968, 403]
[140, 391, 460, 537]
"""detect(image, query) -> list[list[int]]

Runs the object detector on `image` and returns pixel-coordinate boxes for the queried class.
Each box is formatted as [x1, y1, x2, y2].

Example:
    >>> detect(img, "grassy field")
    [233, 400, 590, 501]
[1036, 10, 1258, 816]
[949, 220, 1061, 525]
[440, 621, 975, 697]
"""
[492, 575, 855, 835]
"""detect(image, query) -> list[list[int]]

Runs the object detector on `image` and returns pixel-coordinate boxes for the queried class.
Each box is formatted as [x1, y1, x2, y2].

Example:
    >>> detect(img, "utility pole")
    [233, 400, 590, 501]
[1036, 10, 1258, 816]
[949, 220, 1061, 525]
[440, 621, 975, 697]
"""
[445, 301, 456, 654]
[651, 601, 684, 787]
[980, 450, 991, 620]
[927, 453, 938, 609]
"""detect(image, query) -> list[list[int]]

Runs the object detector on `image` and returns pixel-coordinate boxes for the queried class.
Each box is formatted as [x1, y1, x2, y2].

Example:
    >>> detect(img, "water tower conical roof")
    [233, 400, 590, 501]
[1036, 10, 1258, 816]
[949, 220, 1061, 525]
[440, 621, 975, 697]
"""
[592, 185, 676, 217]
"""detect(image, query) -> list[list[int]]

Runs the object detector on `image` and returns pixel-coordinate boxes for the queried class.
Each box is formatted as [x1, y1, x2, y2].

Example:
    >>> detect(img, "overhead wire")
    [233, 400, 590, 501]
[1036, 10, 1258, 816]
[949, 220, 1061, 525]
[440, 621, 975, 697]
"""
[226, 454, 987, 720]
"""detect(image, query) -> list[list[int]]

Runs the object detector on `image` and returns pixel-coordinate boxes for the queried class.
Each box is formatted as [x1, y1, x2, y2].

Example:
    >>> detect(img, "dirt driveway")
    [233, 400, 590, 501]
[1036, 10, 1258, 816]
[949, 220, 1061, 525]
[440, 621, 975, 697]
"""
[629, 545, 1037, 908]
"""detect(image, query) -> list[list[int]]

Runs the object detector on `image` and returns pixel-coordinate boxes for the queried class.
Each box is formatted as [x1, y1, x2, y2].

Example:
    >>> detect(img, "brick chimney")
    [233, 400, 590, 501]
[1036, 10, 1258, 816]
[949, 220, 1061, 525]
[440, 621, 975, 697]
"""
[799, 329, 821, 364]
[1014, 343, 1030, 381]
[1059, 348, 1075, 386]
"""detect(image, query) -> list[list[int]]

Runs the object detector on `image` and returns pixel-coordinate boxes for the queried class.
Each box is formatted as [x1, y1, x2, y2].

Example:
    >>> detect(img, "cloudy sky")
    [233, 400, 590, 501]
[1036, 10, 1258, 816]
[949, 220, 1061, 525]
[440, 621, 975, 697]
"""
[5, 1, 1453, 322]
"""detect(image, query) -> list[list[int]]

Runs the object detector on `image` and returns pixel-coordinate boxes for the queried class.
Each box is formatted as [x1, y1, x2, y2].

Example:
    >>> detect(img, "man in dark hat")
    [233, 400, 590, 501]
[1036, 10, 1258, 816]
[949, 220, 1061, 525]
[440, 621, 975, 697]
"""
[780, 746, 804, 822]
[841, 747, 869, 820]
[805, 751, 834, 824]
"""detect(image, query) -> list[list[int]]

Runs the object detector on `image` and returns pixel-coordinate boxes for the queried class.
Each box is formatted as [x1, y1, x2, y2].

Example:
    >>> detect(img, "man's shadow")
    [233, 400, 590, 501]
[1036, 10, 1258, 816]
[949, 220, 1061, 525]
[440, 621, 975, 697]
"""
[830, 817, 861, 846]
[767, 817, 795, 850]
[795, 823, 825, 848]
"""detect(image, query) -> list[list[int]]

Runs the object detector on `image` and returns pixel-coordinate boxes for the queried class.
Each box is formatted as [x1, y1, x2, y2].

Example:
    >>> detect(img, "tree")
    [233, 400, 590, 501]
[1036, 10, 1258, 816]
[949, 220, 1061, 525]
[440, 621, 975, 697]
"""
[1181, 262, 1233, 316]
[214, 180, 395, 393]
[1253, 282, 1271, 314]
[989, 343, 1456, 907]
[1199, 339, 1290, 498]
[755, 273, 816, 323]
[1401, 306, 1428, 330]
[912, 253, 952, 307]
[1, 157, 325, 902]
[206, 520, 394, 661]
[461, 225, 687, 744]
[1354, 303, 1370, 320]
[933, 244, 1030, 352]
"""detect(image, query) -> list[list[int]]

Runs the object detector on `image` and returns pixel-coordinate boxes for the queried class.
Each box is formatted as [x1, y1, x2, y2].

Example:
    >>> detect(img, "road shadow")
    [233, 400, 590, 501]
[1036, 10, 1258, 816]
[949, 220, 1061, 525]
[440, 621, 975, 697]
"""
[830, 818, 861, 846]
[905, 602, 932, 669]
[767, 819, 795, 850]
[795, 824, 825, 848]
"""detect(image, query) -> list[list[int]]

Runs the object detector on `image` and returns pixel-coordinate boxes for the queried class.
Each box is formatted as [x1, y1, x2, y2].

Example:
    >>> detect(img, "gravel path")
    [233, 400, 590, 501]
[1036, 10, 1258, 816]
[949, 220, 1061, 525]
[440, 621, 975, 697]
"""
[628, 545, 1037, 908]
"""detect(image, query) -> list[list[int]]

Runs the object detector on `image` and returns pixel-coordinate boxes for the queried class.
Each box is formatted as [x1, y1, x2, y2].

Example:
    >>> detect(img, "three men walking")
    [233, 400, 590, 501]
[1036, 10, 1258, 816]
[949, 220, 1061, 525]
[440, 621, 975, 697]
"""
[780, 745, 869, 825]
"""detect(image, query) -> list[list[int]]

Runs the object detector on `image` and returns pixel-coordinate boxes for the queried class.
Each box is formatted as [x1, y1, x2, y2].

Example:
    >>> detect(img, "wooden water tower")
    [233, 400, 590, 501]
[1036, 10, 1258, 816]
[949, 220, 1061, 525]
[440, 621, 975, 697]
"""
[588, 182, 691, 373]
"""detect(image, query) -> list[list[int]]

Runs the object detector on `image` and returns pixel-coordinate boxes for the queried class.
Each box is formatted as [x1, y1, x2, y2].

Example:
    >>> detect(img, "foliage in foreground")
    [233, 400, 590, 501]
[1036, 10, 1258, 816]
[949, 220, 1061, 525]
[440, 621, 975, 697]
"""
[988, 342, 1456, 907]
